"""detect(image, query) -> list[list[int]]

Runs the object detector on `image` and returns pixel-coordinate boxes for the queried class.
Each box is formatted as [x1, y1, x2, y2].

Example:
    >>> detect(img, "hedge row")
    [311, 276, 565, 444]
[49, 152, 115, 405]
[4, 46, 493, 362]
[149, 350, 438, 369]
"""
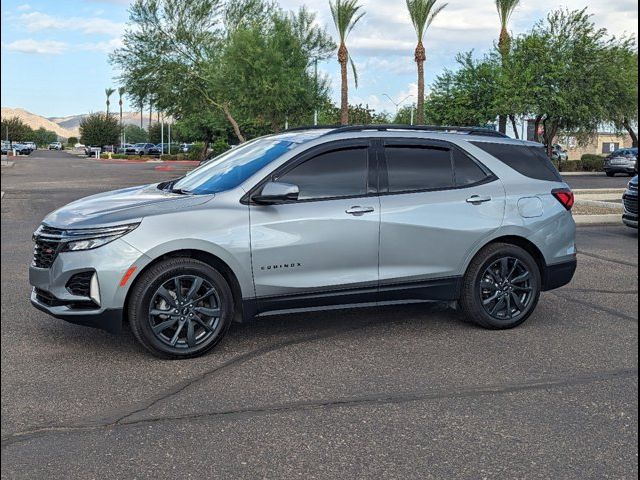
[553, 154, 606, 172]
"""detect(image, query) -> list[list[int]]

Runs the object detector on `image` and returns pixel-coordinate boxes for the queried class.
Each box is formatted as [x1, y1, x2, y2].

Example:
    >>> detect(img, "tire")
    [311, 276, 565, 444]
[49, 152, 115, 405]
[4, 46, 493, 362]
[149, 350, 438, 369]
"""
[460, 243, 541, 330]
[128, 257, 234, 359]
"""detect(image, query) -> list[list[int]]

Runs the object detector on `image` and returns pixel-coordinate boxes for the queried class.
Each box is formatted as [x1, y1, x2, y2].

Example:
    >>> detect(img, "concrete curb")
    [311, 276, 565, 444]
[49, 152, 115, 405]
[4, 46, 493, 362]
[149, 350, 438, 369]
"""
[573, 214, 622, 225]
[575, 199, 623, 210]
[561, 172, 603, 176]
[1, 161, 15, 168]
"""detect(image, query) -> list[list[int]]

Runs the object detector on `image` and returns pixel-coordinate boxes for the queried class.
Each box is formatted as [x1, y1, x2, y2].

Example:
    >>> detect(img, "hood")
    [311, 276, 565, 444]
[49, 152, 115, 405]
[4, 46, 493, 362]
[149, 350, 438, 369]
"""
[43, 183, 213, 229]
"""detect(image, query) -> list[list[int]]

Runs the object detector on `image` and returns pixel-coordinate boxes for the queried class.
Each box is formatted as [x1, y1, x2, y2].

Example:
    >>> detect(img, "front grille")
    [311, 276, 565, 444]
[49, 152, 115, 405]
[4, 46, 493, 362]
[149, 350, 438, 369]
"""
[66, 271, 93, 297]
[32, 225, 65, 269]
[34, 288, 98, 310]
[630, 183, 638, 193]
[624, 196, 638, 215]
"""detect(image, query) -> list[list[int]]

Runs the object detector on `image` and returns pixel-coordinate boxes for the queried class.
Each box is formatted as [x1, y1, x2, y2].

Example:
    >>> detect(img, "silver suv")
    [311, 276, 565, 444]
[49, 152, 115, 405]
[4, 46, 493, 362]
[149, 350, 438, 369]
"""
[30, 126, 577, 359]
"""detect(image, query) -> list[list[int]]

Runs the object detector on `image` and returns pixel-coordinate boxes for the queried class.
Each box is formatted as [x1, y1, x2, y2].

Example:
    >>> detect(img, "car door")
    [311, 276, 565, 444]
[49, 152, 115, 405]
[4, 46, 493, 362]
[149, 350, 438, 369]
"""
[378, 139, 505, 301]
[249, 140, 380, 310]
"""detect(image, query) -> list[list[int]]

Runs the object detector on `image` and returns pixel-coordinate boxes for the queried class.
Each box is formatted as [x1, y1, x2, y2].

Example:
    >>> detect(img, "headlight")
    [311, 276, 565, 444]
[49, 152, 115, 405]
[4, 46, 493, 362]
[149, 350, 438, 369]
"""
[62, 223, 139, 252]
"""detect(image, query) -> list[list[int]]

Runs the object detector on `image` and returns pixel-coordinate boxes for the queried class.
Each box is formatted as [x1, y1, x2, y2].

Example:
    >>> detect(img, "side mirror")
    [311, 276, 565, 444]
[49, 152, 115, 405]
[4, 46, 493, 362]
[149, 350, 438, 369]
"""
[253, 182, 299, 205]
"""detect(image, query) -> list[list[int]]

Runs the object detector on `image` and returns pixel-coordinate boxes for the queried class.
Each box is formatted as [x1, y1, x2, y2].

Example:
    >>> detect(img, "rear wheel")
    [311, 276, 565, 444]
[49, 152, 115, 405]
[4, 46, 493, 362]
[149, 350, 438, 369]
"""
[128, 258, 234, 359]
[460, 243, 541, 330]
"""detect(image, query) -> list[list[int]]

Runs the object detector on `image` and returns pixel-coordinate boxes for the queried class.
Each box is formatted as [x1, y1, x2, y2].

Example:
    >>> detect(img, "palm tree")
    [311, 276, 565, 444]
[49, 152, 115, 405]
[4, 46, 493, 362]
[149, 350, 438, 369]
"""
[105, 88, 116, 116]
[118, 87, 125, 144]
[406, 0, 447, 125]
[330, 0, 365, 125]
[496, 0, 520, 134]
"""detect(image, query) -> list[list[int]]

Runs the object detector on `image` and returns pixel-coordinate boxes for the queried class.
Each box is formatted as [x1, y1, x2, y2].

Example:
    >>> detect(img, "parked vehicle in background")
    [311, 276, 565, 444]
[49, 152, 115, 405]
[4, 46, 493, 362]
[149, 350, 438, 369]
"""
[156, 143, 180, 155]
[12, 143, 34, 155]
[604, 148, 638, 177]
[29, 125, 577, 359]
[84, 146, 101, 157]
[1, 141, 10, 154]
[117, 144, 134, 154]
[126, 143, 158, 156]
[25, 141, 37, 151]
[49, 142, 63, 151]
[623, 175, 638, 229]
[180, 143, 194, 153]
[550, 144, 568, 162]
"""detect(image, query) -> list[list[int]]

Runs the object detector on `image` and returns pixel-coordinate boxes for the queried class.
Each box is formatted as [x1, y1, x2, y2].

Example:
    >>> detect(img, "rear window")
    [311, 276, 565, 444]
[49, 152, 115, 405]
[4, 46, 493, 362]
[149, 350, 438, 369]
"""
[470, 142, 562, 182]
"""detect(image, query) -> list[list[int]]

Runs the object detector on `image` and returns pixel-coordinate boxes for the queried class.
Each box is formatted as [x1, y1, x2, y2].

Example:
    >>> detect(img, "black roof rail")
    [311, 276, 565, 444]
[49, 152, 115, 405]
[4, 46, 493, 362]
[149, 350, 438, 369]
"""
[320, 124, 509, 138]
[283, 124, 342, 132]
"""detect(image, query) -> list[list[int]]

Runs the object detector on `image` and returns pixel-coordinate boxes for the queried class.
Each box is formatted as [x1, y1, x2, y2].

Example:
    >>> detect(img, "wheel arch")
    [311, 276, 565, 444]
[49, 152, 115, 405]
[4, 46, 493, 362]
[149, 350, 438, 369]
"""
[470, 235, 548, 288]
[123, 249, 247, 325]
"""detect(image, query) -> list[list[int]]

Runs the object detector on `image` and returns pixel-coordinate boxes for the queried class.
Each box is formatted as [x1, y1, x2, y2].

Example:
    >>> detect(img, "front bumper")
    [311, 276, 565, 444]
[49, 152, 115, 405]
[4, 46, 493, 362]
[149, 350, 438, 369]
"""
[623, 192, 638, 228]
[604, 163, 636, 174]
[31, 289, 123, 334]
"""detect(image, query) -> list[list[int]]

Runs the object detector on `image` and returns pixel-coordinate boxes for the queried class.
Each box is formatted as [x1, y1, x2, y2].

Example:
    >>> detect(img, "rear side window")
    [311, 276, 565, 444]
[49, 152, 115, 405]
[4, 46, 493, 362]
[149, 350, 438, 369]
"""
[277, 147, 368, 200]
[470, 142, 562, 182]
[453, 149, 491, 186]
[384, 146, 454, 192]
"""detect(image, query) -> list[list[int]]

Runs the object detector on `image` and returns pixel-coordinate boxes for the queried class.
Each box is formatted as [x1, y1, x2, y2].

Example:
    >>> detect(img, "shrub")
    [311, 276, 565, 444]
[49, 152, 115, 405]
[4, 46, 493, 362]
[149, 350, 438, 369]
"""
[210, 137, 231, 157]
[554, 160, 582, 172]
[160, 154, 179, 161]
[580, 154, 605, 172]
[186, 143, 204, 161]
[67, 136, 79, 146]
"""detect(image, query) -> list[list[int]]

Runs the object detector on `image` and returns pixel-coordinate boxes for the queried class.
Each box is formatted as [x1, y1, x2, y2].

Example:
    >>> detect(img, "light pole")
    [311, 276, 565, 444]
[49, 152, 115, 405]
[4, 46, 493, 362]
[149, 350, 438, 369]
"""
[313, 58, 319, 126]
[382, 94, 414, 123]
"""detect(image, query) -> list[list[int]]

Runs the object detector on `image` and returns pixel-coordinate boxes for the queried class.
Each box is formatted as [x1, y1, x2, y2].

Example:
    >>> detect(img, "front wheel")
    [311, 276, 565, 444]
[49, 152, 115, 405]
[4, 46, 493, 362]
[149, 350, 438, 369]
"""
[128, 258, 234, 359]
[460, 243, 541, 330]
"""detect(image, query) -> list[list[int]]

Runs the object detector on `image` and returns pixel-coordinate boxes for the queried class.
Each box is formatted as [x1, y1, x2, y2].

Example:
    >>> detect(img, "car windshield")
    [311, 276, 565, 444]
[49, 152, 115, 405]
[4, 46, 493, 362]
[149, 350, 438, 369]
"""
[171, 137, 298, 195]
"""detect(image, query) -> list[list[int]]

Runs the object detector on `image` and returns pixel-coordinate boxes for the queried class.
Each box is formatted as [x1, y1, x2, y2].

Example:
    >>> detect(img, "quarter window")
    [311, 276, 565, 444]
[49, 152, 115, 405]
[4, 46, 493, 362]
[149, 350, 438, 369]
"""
[277, 147, 368, 201]
[453, 149, 490, 186]
[384, 146, 454, 192]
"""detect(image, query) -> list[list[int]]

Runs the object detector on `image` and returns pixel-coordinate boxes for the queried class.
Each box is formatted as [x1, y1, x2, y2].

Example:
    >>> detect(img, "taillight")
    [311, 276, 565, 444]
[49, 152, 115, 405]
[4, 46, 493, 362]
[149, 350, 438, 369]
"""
[552, 188, 575, 211]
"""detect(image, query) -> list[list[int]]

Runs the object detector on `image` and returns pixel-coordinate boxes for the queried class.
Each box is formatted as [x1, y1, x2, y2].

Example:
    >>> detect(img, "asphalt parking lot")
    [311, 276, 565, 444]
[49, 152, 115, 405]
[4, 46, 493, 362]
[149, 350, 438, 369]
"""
[1, 150, 638, 479]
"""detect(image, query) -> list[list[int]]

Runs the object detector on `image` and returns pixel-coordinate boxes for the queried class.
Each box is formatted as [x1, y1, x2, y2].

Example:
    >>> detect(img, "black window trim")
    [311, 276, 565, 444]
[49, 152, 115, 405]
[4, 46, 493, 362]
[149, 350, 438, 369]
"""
[377, 138, 497, 197]
[242, 139, 378, 205]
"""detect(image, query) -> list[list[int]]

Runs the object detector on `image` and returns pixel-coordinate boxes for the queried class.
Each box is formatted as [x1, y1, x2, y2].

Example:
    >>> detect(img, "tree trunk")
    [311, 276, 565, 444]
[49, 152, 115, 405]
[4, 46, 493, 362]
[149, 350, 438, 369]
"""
[338, 43, 349, 125]
[119, 102, 123, 144]
[533, 115, 543, 143]
[222, 104, 246, 143]
[498, 116, 507, 135]
[140, 102, 143, 129]
[623, 118, 638, 148]
[543, 118, 559, 158]
[509, 115, 519, 139]
[415, 42, 426, 125]
[148, 104, 152, 128]
[497, 27, 511, 135]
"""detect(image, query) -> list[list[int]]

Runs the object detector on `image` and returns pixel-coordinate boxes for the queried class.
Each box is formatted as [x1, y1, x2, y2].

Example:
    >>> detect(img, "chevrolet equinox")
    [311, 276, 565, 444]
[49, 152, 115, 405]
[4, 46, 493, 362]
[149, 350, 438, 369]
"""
[30, 126, 577, 358]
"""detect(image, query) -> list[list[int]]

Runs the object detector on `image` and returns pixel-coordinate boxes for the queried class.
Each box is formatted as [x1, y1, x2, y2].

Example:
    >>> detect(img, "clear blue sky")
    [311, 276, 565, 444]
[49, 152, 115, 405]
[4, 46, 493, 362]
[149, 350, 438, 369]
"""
[1, 0, 637, 118]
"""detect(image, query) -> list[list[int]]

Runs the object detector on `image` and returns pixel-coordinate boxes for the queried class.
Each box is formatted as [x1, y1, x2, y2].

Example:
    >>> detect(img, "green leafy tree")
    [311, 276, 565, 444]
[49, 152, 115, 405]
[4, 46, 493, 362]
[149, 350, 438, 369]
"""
[509, 8, 624, 153]
[330, 0, 366, 125]
[424, 52, 500, 127]
[406, 0, 447, 125]
[602, 45, 638, 147]
[0, 117, 33, 144]
[79, 113, 120, 147]
[123, 124, 148, 143]
[32, 127, 58, 147]
[67, 136, 79, 146]
[147, 122, 162, 144]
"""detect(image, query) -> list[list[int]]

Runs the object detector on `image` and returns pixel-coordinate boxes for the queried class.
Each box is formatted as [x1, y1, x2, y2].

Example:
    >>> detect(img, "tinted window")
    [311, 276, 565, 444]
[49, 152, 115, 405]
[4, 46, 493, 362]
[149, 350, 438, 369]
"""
[453, 149, 490, 186]
[277, 147, 368, 200]
[470, 142, 562, 182]
[384, 146, 454, 192]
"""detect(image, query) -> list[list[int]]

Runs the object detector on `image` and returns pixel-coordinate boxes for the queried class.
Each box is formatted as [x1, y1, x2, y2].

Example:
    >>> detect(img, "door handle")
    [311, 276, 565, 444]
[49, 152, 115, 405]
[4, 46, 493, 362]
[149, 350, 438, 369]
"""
[346, 206, 375, 216]
[466, 195, 492, 205]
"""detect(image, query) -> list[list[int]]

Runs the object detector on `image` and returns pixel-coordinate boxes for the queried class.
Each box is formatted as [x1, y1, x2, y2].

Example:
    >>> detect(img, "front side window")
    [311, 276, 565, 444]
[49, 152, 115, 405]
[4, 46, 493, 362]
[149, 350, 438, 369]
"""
[172, 138, 297, 195]
[384, 146, 454, 193]
[276, 147, 368, 201]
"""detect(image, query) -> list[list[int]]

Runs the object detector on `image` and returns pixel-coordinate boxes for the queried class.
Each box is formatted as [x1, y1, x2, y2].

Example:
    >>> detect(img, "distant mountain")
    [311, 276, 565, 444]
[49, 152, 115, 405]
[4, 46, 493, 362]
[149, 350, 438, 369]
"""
[48, 111, 154, 135]
[1, 107, 76, 139]
[1, 107, 155, 139]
